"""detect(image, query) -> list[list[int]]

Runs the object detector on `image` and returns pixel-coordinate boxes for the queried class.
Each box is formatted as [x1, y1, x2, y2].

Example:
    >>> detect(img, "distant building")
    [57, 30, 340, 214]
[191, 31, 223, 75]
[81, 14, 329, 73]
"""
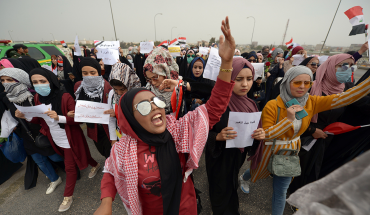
[348, 44, 362, 51]
[252, 41, 258, 47]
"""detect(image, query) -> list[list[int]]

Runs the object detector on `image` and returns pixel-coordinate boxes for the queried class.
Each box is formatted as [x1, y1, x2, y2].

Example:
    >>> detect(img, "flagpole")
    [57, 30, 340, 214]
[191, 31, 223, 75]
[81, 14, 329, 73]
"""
[320, 0, 342, 55]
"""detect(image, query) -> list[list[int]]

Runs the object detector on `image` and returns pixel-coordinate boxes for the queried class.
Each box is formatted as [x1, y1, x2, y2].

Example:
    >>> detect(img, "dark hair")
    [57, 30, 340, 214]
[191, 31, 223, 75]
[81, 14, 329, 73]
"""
[110, 79, 126, 88]
[83, 45, 87, 48]
[256, 77, 262, 80]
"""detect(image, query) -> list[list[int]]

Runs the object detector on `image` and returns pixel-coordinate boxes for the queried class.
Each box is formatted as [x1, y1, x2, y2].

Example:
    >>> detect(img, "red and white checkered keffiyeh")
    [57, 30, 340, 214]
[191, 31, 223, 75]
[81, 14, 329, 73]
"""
[104, 105, 209, 215]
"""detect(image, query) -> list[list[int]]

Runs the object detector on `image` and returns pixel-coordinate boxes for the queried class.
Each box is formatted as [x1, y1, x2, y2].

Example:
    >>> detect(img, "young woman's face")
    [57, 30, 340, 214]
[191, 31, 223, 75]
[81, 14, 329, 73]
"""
[257, 55, 263, 63]
[133, 91, 166, 134]
[126, 55, 132, 60]
[192, 60, 204, 78]
[51, 58, 57, 65]
[113, 85, 128, 96]
[274, 53, 283, 63]
[145, 71, 165, 88]
[335, 58, 354, 70]
[82, 66, 99, 77]
[0, 76, 16, 84]
[31, 74, 50, 85]
[232, 68, 253, 96]
[289, 74, 311, 98]
[248, 56, 256, 63]
[306, 58, 319, 74]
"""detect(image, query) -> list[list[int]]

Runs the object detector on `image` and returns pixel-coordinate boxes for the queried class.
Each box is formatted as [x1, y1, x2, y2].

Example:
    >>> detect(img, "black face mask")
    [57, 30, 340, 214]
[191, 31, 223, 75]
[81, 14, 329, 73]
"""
[262, 51, 269, 55]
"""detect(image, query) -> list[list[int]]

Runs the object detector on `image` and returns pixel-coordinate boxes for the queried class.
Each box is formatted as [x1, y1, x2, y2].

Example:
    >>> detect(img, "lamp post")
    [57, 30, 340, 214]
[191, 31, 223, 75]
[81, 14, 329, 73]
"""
[247, 16, 255, 46]
[171, 27, 177, 40]
[154, 13, 162, 42]
[50, 33, 55, 43]
[108, 0, 118, 41]
[8, 30, 13, 41]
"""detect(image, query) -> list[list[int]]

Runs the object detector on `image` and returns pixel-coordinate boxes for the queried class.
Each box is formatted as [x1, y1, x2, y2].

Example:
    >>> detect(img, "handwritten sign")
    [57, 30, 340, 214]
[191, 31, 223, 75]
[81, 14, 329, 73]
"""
[226, 111, 262, 148]
[96, 48, 119, 65]
[95, 40, 120, 49]
[140, 42, 154, 54]
[168, 46, 181, 57]
[0, 111, 19, 138]
[199, 47, 210, 56]
[203, 47, 221, 81]
[74, 100, 110, 124]
[292, 54, 305, 66]
[14, 104, 54, 123]
[74, 35, 82, 56]
[251, 63, 264, 80]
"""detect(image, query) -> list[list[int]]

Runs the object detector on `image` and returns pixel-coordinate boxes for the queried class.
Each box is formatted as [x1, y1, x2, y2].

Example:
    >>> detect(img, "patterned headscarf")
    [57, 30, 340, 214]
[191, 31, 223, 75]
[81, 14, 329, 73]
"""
[310, 54, 354, 123]
[143, 47, 179, 113]
[0, 68, 33, 105]
[109, 62, 141, 104]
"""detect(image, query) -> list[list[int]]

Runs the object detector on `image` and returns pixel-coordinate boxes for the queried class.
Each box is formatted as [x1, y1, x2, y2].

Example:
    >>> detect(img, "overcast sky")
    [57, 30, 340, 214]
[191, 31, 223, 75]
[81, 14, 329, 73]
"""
[1, 0, 369, 47]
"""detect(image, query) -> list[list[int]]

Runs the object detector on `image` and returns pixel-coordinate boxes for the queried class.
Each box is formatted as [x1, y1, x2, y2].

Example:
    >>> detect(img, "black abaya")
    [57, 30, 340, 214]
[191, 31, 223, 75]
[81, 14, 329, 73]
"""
[134, 54, 146, 87]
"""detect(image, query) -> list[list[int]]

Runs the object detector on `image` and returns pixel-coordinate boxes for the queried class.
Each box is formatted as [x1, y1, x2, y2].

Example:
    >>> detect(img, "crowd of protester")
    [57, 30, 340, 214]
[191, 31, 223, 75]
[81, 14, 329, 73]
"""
[0, 16, 369, 215]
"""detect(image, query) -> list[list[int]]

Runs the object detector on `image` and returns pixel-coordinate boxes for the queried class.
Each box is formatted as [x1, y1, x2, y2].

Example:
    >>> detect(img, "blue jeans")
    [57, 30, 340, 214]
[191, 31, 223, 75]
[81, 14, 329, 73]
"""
[243, 169, 292, 215]
[31, 153, 63, 182]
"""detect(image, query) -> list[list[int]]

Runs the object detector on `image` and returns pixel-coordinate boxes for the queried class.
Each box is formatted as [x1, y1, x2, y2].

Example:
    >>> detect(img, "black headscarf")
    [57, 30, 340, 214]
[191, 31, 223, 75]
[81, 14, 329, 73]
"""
[120, 88, 182, 215]
[241, 52, 249, 59]
[17, 57, 41, 73]
[80, 57, 101, 75]
[29, 68, 68, 128]
[299, 57, 314, 66]
[248, 51, 257, 61]
[185, 57, 205, 82]
[7, 58, 28, 72]
[179, 49, 194, 77]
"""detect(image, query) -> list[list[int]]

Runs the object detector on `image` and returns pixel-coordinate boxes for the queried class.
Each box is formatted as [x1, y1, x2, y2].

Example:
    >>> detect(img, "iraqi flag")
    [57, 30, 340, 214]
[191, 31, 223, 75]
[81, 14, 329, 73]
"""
[178, 37, 186, 45]
[159, 40, 168, 49]
[60, 40, 67, 48]
[285, 38, 293, 46]
[169, 38, 179, 46]
[269, 47, 275, 54]
[345, 6, 366, 36]
[323, 122, 370, 135]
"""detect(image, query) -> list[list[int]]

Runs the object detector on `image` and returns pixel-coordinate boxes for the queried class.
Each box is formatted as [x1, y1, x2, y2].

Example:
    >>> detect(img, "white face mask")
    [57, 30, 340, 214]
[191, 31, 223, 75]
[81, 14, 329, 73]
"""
[128, 59, 133, 63]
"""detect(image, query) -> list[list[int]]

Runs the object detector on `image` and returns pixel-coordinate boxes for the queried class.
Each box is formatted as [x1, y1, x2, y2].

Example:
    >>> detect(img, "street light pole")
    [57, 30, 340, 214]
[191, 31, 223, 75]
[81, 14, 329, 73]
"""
[247, 16, 255, 46]
[171, 27, 177, 40]
[154, 13, 162, 42]
[108, 0, 118, 41]
[8, 30, 13, 41]
[50, 33, 55, 43]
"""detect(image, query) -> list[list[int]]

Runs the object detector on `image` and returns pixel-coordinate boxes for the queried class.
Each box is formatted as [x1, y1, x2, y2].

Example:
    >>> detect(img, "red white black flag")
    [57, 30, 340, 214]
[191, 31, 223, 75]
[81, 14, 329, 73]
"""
[178, 37, 186, 44]
[159, 40, 168, 48]
[344, 6, 366, 36]
[169, 38, 179, 46]
[60, 40, 67, 48]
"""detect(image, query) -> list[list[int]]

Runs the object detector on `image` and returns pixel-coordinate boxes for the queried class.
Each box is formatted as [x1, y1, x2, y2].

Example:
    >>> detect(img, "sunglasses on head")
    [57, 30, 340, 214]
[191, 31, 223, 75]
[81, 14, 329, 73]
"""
[338, 63, 356, 72]
[292, 81, 313, 88]
[187, 54, 195, 58]
[248, 59, 257, 63]
[134, 97, 166, 116]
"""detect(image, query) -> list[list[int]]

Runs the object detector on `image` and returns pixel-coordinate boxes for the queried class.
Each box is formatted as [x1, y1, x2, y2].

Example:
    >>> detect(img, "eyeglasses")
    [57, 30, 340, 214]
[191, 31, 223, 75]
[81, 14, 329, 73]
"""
[309, 62, 319, 67]
[292, 81, 313, 88]
[187, 54, 195, 58]
[134, 97, 166, 116]
[248, 59, 257, 63]
[337, 63, 356, 72]
[145, 74, 159, 82]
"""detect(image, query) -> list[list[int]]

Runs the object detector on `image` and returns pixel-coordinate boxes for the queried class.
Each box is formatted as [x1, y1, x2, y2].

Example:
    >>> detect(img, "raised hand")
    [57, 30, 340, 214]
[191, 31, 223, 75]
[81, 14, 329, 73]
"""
[218, 16, 236, 63]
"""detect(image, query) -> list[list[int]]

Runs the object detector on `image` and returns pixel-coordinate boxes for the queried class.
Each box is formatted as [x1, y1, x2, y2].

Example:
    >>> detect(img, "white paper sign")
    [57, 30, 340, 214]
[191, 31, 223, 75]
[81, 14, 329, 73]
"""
[96, 48, 119, 65]
[74, 35, 82, 56]
[226, 112, 262, 148]
[292, 54, 305, 66]
[199, 47, 210, 56]
[203, 47, 221, 81]
[319, 55, 329, 65]
[14, 104, 54, 122]
[0, 111, 19, 138]
[95, 40, 120, 49]
[140, 42, 154, 54]
[168, 46, 181, 57]
[74, 100, 110, 124]
[251, 63, 264, 80]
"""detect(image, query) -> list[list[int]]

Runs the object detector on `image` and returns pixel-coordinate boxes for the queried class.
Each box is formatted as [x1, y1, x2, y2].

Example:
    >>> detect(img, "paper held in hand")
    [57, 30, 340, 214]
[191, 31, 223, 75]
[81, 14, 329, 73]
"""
[74, 100, 110, 125]
[168, 46, 181, 57]
[14, 104, 54, 123]
[140, 42, 154, 54]
[251, 63, 264, 81]
[199, 47, 210, 56]
[95, 40, 120, 65]
[0, 110, 19, 138]
[292, 54, 305, 66]
[226, 112, 262, 148]
[74, 35, 82, 56]
[203, 47, 221, 81]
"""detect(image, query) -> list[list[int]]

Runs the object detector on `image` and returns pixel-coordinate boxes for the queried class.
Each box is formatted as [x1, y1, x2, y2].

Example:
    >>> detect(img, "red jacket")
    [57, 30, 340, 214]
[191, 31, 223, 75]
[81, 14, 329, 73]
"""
[32, 93, 94, 170]
[74, 80, 112, 142]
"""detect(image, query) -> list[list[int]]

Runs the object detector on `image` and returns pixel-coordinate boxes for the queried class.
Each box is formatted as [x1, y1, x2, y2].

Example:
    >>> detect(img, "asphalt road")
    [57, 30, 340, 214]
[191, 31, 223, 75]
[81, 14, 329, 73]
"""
[2, 70, 368, 215]
[0, 126, 295, 215]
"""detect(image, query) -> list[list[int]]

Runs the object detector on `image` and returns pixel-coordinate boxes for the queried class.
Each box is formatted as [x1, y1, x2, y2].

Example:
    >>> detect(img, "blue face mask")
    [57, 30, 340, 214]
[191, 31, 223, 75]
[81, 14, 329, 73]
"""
[34, 84, 51, 96]
[336, 67, 352, 83]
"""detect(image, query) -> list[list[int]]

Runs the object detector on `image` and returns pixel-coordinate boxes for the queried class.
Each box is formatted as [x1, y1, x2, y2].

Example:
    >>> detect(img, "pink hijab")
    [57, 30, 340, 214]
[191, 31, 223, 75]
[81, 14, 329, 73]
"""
[0, 59, 14, 68]
[256, 53, 263, 62]
[230, 58, 263, 169]
[310, 54, 354, 122]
